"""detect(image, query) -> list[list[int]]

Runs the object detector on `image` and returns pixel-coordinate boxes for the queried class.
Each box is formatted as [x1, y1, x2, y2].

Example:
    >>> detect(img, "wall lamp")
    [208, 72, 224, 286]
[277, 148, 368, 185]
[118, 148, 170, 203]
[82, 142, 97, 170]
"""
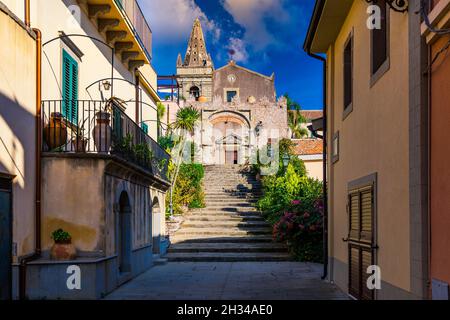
[365, 0, 409, 13]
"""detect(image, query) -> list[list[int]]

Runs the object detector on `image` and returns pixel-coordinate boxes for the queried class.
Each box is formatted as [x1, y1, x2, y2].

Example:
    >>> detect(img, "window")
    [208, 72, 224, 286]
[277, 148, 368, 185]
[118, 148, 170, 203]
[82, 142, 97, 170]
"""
[189, 86, 200, 101]
[332, 132, 339, 163]
[226, 90, 237, 103]
[141, 123, 149, 134]
[343, 33, 353, 114]
[62, 50, 78, 124]
[371, 0, 389, 76]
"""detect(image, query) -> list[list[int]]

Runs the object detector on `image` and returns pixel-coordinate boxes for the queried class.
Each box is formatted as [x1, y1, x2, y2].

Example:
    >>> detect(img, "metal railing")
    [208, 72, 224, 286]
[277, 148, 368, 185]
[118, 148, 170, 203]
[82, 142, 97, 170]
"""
[114, 0, 152, 61]
[41, 100, 169, 181]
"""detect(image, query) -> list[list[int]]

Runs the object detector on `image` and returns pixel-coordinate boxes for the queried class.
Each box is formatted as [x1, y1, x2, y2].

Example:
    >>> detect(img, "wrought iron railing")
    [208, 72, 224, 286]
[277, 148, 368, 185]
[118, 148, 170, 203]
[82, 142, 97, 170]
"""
[114, 0, 152, 61]
[41, 100, 169, 181]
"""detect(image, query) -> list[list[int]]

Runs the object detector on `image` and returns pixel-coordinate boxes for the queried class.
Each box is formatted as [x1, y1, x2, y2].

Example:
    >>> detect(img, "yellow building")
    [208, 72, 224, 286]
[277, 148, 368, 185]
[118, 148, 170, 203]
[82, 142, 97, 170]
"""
[0, 0, 169, 300]
[305, 0, 429, 299]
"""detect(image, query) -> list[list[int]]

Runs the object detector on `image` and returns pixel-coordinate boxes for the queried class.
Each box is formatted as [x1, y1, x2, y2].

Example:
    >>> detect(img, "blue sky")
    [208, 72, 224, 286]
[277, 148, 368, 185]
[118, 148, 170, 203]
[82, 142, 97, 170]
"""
[138, 0, 322, 110]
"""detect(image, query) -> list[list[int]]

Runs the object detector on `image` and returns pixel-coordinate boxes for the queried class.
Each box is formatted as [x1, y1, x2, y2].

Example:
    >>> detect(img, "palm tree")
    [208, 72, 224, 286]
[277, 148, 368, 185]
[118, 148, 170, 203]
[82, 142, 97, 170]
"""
[169, 106, 200, 216]
[285, 94, 308, 139]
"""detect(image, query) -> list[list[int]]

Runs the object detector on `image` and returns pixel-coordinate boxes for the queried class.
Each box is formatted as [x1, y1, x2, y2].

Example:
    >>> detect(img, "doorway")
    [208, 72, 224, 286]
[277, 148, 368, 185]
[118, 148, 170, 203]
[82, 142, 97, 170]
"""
[152, 197, 161, 254]
[225, 150, 238, 165]
[0, 177, 12, 300]
[118, 192, 132, 274]
[347, 184, 376, 300]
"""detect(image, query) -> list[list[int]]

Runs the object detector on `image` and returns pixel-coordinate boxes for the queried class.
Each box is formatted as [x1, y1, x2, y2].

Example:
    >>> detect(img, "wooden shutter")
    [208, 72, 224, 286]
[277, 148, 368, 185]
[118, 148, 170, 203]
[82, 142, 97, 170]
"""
[349, 244, 361, 298]
[142, 123, 149, 134]
[113, 107, 123, 139]
[361, 248, 375, 300]
[62, 50, 78, 124]
[348, 192, 360, 241]
[360, 187, 373, 243]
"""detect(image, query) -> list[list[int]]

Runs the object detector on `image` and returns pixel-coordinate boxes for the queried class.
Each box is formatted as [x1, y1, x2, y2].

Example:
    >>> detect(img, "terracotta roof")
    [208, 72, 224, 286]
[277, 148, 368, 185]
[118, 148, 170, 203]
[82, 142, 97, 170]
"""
[300, 110, 323, 121]
[292, 139, 323, 156]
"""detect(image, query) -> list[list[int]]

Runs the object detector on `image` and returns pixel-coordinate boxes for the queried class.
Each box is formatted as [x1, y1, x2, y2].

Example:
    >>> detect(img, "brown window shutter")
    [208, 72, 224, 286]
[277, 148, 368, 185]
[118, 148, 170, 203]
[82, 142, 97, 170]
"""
[349, 192, 360, 240]
[349, 245, 361, 298]
[360, 187, 373, 243]
[361, 248, 375, 300]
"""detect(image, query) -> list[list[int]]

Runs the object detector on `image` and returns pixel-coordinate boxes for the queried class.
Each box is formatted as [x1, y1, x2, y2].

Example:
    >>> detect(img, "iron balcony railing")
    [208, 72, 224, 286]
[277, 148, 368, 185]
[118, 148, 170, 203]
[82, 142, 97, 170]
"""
[41, 100, 169, 181]
[114, 0, 152, 61]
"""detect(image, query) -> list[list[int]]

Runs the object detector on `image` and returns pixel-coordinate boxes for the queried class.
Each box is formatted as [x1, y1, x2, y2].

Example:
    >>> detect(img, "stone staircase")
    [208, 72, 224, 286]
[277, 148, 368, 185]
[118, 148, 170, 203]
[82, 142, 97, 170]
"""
[165, 165, 292, 262]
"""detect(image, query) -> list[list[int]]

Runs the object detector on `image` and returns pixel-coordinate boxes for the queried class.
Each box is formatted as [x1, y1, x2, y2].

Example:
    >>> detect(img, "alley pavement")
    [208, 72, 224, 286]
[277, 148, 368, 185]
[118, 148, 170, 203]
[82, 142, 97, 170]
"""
[105, 261, 347, 300]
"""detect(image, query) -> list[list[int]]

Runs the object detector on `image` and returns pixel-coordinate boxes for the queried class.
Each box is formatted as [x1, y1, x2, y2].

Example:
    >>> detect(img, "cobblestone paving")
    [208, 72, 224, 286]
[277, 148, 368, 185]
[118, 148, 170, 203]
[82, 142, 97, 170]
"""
[105, 262, 347, 300]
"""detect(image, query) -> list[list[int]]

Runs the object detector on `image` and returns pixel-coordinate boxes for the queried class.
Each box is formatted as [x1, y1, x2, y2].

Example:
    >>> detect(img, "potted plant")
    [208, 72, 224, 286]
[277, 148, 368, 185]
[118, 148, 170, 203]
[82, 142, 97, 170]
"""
[71, 119, 89, 152]
[44, 112, 68, 150]
[50, 228, 77, 261]
[93, 99, 115, 153]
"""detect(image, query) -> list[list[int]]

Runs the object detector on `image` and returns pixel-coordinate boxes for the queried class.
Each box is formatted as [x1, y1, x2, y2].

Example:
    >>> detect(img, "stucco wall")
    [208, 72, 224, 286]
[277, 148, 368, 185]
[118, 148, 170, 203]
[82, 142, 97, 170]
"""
[303, 159, 323, 181]
[213, 64, 276, 102]
[327, 0, 411, 294]
[0, 4, 37, 260]
[430, 34, 450, 287]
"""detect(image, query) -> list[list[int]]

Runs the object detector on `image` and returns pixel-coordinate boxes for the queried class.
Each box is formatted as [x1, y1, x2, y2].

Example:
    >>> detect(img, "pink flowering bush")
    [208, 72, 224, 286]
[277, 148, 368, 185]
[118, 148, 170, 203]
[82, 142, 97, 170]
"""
[272, 198, 324, 262]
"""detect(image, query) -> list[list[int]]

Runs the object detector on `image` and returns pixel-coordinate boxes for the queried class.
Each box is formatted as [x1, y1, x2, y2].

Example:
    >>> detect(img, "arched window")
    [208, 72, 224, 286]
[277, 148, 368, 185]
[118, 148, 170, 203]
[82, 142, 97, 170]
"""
[189, 86, 200, 101]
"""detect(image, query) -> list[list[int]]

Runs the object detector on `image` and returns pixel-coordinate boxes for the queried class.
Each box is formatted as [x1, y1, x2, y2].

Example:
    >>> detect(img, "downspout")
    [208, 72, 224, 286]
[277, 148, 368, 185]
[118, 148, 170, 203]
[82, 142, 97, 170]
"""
[19, 27, 42, 300]
[135, 73, 140, 125]
[306, 52, 327, 280]
[24, 0, 30, 27]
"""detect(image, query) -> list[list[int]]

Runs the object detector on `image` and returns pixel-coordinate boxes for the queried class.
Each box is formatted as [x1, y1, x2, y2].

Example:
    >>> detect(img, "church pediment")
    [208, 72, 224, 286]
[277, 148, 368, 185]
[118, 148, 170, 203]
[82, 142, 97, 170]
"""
[216, 134, 242, 145]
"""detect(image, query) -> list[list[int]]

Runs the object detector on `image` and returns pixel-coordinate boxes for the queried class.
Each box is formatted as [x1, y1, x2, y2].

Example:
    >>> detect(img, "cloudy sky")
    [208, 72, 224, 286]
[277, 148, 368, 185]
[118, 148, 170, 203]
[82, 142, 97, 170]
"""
[138, 0, 322, 109]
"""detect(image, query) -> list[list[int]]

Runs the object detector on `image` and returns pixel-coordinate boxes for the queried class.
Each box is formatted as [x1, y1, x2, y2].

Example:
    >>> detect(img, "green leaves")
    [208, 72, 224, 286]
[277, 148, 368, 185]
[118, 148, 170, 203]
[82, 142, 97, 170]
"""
[51, 228, 72, 243]
[173, 106, 200, 134]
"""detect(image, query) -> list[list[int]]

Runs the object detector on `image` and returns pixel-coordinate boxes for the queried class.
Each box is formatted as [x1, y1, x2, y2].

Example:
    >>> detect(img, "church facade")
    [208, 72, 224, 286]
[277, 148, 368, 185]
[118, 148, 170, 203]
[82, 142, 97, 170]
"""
[174, 19, 289, 166]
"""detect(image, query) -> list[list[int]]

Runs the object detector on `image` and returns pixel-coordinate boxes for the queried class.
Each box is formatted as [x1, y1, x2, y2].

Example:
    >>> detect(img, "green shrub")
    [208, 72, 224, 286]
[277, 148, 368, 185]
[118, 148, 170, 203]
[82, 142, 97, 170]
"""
[167, 163, 205, 215]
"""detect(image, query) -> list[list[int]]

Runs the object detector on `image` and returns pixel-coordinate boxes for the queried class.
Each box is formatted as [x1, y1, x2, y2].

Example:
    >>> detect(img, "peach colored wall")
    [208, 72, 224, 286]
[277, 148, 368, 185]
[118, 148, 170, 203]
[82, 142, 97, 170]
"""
[327, 0, 411, 294]
[0, 7, 37, 260]
[430, 34, 450, 286]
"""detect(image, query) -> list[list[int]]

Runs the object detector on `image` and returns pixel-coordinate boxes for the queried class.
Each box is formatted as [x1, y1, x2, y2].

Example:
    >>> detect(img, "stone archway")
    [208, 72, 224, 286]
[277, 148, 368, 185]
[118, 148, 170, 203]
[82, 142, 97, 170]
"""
[118, 191, 132, 274]
[152, 197, 161, 254]
[208, 111, 250, 165]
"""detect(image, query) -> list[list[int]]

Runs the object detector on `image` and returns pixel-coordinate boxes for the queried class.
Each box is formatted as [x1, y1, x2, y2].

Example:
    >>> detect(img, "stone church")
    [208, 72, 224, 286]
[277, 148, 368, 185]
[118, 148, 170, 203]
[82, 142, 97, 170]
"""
[174, 18, 289, 165]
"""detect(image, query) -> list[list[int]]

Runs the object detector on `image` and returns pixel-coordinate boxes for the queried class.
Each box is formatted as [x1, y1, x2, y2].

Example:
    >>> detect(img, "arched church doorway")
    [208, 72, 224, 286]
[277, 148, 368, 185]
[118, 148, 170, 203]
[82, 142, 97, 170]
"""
[152, 197, 161, 254]
[118, 191, 132, 274]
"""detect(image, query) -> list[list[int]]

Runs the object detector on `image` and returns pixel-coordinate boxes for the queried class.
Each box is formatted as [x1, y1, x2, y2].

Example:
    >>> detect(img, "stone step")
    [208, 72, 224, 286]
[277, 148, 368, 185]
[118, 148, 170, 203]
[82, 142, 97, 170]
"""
[205, 198, 258, 202]
[188, 209, 260, 215]
[165, 252, 293, 262]
[168, 242, 287, 253]
[185, 215, 264, 222]
[175, 227, 271, 236]
[181, 220, 270, 229]
[170, 235, 274, 244]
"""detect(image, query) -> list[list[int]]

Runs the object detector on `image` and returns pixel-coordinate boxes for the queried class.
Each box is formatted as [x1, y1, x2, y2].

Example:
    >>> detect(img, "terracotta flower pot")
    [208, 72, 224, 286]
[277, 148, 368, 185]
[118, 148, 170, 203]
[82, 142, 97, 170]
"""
[93, 111, 112, 153]
[44, 112, 68, 150]
[50, 240, 77, 261]
[72, 137, 88, 152]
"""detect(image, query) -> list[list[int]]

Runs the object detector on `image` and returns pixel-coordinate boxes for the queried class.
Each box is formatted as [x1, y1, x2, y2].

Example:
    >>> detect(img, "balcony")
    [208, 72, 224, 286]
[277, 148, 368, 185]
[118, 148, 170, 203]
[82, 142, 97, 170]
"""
[41, 99, 170, 183]
[77, 0, 152, 69]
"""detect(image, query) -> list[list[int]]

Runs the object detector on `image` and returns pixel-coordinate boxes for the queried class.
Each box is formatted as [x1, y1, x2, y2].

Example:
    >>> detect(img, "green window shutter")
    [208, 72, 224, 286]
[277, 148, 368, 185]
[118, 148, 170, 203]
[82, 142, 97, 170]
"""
[113, 107, 123, 139]
[62, 50, 78, 124]
[142, 123, 149, 134]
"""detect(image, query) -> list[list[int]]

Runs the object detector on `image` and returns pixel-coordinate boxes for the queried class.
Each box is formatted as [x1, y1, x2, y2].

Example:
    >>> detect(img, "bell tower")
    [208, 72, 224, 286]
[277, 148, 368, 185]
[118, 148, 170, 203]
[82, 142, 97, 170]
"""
[176, 18, 214, 102]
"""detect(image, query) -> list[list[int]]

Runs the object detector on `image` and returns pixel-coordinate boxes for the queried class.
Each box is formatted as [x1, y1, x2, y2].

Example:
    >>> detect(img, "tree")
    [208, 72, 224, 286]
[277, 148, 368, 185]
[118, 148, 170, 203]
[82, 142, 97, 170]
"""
[169, 106, 201, 216]
[284, 93, 308, 139]
[157, 102, 166, 138]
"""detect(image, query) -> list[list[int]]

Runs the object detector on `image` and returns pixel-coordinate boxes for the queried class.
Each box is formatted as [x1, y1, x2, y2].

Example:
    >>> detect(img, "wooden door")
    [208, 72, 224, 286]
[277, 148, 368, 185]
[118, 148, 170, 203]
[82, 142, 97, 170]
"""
[0, 177, 12, 300]
[347, 186, 376, 300]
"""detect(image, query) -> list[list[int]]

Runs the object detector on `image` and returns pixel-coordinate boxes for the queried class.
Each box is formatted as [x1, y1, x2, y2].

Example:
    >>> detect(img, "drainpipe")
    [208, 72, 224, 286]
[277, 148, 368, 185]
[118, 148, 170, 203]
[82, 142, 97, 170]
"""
[24, 0, 30, 27]
[306, 51, 328, 280]
[19, 27, 42, 300]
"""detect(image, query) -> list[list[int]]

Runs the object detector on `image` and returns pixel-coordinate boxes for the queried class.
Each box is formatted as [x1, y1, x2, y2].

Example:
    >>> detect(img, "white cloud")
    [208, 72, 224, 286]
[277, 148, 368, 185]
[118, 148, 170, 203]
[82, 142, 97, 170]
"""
[139, 0, 219, 44]
[221, 0, 290, 51]
[227, 38, 249, 63]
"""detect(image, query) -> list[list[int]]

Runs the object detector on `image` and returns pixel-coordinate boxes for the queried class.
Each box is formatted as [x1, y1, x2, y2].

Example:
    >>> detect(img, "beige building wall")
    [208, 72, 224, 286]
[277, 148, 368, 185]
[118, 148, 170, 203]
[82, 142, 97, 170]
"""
[327, 1, 410, 294]
[302, 158, 323, 181]
[0, 5, 37, 260]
